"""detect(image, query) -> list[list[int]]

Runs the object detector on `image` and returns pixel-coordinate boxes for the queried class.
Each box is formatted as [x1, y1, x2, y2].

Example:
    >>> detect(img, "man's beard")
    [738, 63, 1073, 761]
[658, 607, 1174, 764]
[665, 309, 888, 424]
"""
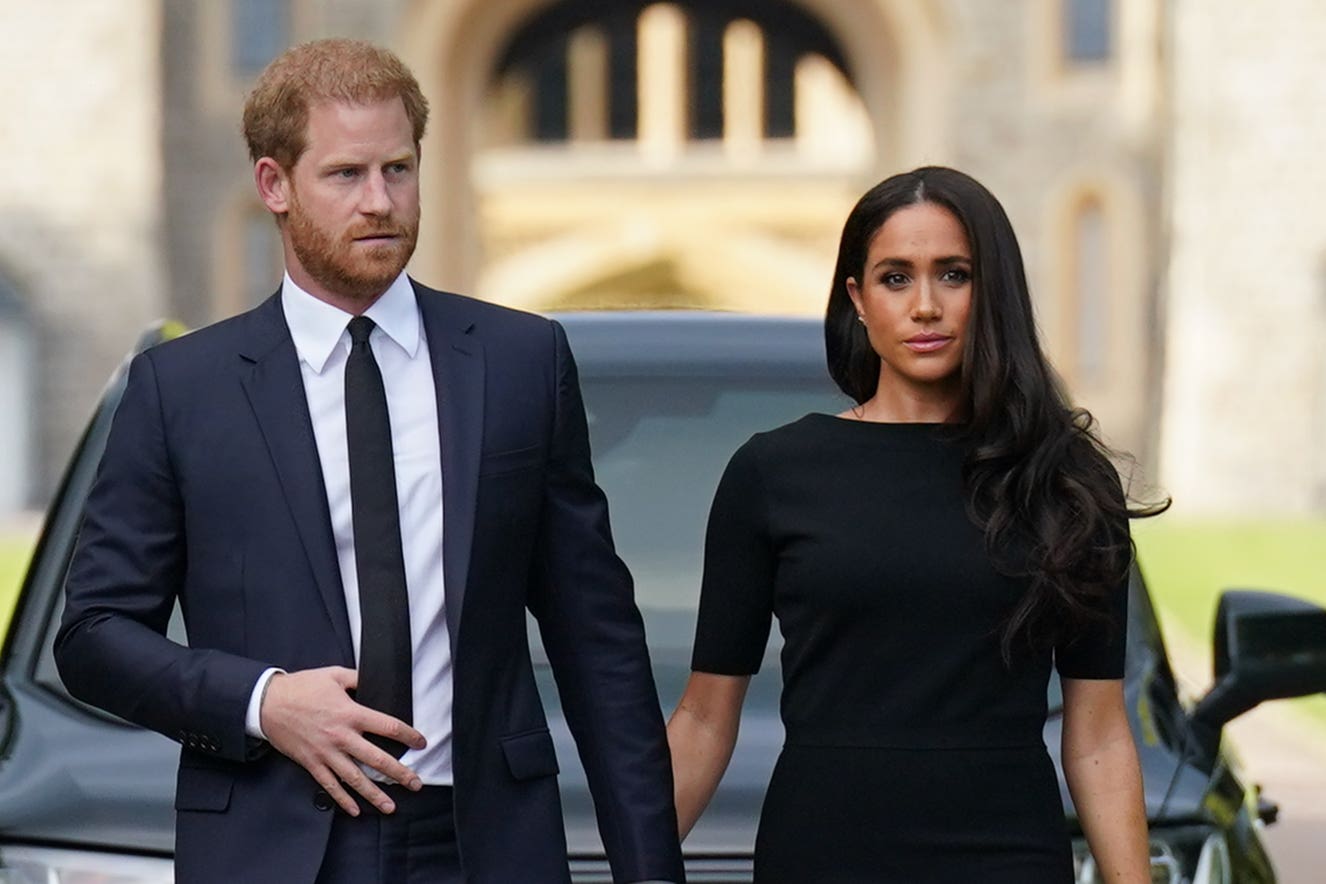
[285, 190, 419, 304]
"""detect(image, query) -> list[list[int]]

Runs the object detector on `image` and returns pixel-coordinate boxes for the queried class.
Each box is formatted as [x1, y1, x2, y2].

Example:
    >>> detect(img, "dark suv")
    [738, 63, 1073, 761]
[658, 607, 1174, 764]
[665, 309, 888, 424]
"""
[2, 312, 1325, 883]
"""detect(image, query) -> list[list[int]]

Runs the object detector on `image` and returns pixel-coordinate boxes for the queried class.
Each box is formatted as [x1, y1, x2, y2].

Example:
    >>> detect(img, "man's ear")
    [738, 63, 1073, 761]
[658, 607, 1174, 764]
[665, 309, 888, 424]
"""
[254, 157, 291, 215]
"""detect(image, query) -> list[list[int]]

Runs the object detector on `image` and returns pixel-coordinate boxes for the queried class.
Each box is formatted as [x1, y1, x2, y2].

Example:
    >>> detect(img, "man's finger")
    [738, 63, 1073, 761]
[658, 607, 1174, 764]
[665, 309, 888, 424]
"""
[327, 755, 397, 815]
[309, 764, 360, 817]
[357, 708, 427, 751]
[350, 740, 423, 791]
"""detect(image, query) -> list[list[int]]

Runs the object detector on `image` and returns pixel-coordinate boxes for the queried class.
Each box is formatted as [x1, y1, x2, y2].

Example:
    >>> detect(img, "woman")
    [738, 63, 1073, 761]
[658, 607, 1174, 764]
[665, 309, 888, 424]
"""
[668, 166, 1162, 882]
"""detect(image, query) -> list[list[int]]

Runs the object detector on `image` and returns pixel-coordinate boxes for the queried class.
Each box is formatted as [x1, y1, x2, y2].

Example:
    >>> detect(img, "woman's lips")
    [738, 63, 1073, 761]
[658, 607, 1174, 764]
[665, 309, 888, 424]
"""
[904, 335, 953, 353]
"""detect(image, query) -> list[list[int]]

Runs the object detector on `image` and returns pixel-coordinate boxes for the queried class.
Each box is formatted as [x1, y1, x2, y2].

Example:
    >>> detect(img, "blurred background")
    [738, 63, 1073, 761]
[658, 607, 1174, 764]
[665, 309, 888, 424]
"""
[0, 0, 1324, 875]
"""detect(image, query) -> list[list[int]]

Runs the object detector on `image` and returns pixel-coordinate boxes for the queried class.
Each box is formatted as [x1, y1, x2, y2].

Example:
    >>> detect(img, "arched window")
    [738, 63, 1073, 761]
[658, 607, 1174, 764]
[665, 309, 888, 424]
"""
[1070, 197, 1109, 386]
[212, 200, 285, 319]
[486, 0, 856, 151]
[1064, 0, 1111, 64]
[471, 0, 872, 315]
[242, 207, 283, 305]
[230, 0, 290, 76]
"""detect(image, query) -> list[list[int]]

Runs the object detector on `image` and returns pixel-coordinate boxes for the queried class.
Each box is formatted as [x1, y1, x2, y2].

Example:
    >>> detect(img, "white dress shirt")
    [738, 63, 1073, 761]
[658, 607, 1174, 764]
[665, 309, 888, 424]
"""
[245, 271, 453, 785]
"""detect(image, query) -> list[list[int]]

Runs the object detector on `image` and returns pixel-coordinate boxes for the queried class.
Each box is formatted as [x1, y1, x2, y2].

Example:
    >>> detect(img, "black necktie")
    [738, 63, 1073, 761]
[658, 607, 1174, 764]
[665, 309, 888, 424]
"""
[344, 316, 413, 757]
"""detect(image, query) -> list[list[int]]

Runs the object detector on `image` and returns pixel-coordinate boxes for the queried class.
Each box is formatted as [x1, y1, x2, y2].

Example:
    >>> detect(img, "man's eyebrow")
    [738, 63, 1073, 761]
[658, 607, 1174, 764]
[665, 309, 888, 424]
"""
[318, 156, 363, 169]
[318, 150, 416, 168]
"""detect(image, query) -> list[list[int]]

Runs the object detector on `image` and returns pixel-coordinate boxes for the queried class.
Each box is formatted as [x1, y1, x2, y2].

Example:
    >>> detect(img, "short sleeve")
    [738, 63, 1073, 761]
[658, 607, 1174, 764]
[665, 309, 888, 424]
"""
[690, 440, 775, 675]
[1055, 533, 1131, 680]
[1056, 460, 1136, 680]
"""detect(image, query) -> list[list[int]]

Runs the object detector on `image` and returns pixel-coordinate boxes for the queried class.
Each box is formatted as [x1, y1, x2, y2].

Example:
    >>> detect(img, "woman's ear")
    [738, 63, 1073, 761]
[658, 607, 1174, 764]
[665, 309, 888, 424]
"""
[846, 277, 864, 318]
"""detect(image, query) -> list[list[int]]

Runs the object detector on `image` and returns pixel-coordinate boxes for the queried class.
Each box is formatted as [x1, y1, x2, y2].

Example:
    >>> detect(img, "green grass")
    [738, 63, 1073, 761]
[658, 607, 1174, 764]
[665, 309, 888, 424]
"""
[0, 531, 36, 639]
[1133, 518, 1326, 730]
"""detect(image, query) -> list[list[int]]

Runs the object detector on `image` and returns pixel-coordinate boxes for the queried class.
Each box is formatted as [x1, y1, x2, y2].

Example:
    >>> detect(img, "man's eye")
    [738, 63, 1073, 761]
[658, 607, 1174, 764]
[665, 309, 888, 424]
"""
[336, 168, 359, 179]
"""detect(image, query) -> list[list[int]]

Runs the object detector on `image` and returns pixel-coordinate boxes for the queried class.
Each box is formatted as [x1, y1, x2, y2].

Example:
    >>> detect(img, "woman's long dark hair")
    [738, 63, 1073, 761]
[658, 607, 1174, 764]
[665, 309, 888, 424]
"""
[826, 166, 1168, 660]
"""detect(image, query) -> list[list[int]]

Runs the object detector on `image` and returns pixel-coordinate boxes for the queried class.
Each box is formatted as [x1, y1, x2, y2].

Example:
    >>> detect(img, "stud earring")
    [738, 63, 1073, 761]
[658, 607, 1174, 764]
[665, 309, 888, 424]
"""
[856, 314, 866, 325]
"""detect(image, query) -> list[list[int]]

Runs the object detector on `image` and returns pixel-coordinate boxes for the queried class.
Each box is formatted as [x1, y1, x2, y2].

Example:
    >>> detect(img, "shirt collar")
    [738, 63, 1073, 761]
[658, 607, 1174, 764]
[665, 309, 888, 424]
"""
[281, 272, 420, 374]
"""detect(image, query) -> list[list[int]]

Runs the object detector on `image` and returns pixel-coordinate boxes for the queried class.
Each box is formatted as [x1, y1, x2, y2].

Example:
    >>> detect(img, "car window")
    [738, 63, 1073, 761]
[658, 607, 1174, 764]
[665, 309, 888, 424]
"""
[580, 376, 846, 655]
[34, 591, 186, 707]
[24, 380, 187, 709]
[525, 374, 844, 709]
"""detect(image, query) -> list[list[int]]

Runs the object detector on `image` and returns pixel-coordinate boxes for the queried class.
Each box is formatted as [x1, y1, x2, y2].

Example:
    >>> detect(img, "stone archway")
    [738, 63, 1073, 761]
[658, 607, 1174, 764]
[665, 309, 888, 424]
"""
[397, 0, 950, 297]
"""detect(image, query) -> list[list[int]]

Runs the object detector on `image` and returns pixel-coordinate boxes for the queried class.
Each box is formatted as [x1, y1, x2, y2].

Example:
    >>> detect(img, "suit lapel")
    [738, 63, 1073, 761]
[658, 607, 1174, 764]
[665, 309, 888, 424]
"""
[238, 294, 355, 664]
[417, 285, 484, 643]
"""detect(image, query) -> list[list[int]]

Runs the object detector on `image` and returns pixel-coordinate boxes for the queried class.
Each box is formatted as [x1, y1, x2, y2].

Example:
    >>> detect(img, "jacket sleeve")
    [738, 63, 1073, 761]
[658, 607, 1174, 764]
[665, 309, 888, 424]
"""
[526, 320, 686, 884]
[54, 351, 269, 762]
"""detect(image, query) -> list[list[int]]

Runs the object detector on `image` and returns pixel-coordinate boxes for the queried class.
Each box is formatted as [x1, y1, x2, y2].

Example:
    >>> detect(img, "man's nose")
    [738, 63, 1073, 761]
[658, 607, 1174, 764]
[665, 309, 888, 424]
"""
[358, 171, 392, 215]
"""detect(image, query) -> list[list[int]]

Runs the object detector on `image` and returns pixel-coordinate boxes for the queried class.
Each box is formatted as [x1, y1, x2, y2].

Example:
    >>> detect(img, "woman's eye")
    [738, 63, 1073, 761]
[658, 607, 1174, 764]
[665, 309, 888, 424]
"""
[943, 268, 971, 284]
[882, 272, 909, 288]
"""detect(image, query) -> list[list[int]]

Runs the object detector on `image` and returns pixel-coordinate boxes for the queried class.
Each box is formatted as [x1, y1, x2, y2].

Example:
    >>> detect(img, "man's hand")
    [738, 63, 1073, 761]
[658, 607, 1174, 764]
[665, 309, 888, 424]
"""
[260, 666, 426, 816]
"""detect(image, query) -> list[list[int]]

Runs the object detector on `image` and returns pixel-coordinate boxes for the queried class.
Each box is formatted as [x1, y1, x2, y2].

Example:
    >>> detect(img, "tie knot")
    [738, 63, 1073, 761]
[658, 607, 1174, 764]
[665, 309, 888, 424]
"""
[348, 316, 376, 346]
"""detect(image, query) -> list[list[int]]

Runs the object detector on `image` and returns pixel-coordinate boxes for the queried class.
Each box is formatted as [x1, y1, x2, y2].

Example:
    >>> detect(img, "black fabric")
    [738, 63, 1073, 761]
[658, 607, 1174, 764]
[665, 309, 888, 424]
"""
[753, 745, 1073, 883]
[692, 414, 1127, 881]
[316, 785, 462, 884]
[345, 316, 413, 757]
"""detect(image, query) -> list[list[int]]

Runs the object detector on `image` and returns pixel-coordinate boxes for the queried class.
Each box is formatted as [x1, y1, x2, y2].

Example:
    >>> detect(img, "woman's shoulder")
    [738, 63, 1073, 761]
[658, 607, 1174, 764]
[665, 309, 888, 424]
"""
[734, 413, 834, 458]
[715, 416, 829, 499]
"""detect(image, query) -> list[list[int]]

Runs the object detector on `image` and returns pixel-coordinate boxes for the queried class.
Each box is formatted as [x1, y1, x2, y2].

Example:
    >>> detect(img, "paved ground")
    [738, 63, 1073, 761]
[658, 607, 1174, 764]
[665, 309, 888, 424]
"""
[1226, 707, 1326, 884]
[1165, 627, 1326, 884]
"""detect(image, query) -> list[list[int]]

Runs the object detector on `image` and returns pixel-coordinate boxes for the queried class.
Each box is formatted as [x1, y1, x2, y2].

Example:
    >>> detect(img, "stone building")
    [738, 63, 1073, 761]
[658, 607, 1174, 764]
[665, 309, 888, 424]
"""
[0, 0, 164, 510]
[1160, 0, 1326, 513]
[164, 0, 1166, 470]
[0, 0, 1322, 515]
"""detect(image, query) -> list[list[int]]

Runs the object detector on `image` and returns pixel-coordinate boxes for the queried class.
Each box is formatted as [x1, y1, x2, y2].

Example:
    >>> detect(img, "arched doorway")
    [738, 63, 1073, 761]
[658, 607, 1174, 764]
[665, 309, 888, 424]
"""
[398, 0, 950, 303]
[474, 0, 872, 313]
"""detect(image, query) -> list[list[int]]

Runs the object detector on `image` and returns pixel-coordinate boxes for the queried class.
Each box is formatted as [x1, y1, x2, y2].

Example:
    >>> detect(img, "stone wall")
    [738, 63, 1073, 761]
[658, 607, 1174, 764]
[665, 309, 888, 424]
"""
[0, 0, 165, 503]
[925, 0, 1164, 463]
[1160, 0, 1326, 513]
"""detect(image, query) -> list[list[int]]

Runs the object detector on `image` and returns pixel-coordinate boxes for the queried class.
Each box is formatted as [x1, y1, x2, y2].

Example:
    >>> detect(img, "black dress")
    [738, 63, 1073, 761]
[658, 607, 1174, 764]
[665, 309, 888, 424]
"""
[691, 415, 1127, 883]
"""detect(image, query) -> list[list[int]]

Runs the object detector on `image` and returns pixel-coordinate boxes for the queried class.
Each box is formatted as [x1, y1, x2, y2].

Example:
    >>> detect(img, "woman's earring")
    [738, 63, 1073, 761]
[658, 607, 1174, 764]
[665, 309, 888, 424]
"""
[856, 314, 866, 325]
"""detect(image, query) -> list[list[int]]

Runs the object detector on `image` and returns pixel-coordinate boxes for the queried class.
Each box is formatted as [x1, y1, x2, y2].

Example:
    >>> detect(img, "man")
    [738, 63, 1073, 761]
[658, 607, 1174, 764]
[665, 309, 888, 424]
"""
[55, 39, 684, 884]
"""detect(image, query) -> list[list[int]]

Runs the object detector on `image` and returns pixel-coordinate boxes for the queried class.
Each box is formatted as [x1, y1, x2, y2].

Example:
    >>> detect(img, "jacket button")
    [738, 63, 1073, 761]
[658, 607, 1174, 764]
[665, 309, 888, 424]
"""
[313, 789, 334, 812]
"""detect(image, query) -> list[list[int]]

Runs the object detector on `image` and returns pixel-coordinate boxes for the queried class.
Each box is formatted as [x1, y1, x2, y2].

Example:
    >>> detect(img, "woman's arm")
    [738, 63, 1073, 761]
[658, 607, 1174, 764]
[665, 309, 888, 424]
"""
[667, 672, 751, 838]
[1060, 676, 1150, 882]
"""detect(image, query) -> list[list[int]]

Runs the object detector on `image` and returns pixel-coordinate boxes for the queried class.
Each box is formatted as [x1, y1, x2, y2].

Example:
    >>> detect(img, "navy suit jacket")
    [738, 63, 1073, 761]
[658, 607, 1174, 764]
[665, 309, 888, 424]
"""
[55, 283, 685, 884]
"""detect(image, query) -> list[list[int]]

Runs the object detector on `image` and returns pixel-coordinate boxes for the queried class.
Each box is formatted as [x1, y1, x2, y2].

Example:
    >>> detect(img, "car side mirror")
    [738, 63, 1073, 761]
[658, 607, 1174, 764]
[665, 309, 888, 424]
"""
[1189, 590, 1326, 762]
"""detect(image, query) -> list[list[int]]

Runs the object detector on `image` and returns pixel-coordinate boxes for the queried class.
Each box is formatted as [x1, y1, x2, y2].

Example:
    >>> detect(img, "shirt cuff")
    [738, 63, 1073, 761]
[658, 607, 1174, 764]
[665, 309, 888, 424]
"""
[244, 667, 284, 740]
